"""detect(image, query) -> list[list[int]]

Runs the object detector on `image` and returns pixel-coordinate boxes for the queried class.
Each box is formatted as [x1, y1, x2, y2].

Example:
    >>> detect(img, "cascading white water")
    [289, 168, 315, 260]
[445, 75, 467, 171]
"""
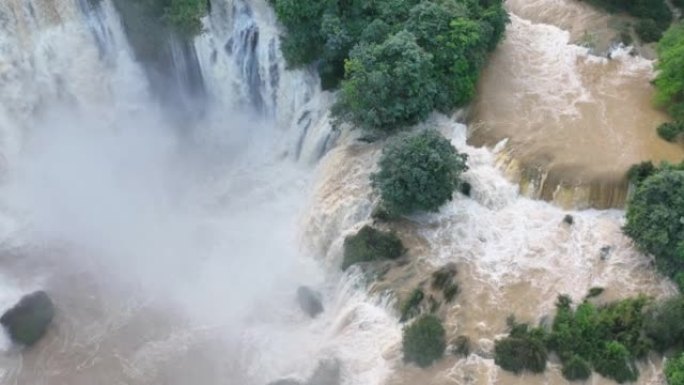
[0, 0, 677, 384]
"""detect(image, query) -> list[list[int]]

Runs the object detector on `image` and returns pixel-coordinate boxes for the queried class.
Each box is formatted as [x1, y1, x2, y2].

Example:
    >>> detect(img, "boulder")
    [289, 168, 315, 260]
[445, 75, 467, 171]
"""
[1, 291, 55, 347]
[600, 246, 612, 261]
[563, 214, 574, 226]
[297, 286, 324, 318]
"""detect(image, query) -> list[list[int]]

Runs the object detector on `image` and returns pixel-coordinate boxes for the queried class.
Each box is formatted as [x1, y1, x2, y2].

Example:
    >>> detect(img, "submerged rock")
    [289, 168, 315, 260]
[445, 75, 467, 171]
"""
[296, 286, 324, 318]
[600, 246, 612, 260]
[563, 214, 574, 226]
[1, 291, 55, 347]
[308, 359, 341, 385]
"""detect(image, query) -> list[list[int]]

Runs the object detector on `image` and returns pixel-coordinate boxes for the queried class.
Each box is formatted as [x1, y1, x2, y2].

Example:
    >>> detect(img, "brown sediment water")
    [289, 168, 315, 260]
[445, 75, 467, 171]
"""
[470, 1, 684, 209]
[303, 117, 675, 385]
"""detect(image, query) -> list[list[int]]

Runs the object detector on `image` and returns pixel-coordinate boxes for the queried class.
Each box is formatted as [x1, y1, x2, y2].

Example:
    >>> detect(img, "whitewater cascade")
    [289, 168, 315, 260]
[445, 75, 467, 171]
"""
[0, 0, 677, 384]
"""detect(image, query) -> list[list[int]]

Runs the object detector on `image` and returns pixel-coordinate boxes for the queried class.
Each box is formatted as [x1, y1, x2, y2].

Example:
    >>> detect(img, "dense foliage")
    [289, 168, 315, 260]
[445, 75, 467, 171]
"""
[494, 294, 659, 383]
[644, 296, 684, 352]
[582, 0, 671, 41]
[624, 169, 684, 284]
[548, 295, 648, 383]
[666, 353, 684, 385]
[655, 24, 684, 122]
[113, 0, 206, 37]
[402, 314, 446, 367]
[270, 0, 508, 130]
[626, 161, 656, 186]
[371, 130, 468, 216]
[494, 322, 548, 374]
[342, 225, 405, 270]
[333, 31, 438, 131]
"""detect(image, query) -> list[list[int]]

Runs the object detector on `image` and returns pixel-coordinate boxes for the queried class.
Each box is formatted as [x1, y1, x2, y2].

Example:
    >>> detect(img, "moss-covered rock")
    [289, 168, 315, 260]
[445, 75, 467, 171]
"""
[342, 225, 405, 271]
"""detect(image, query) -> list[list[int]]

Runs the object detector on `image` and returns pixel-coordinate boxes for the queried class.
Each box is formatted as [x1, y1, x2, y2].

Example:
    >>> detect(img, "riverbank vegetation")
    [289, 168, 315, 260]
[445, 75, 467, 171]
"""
[655, 24, 684, 126]
[580, 0, 672, 42]
[624, 165, 684, 289]
[495, 292, 684, 383]
[270, 0, 508, 131]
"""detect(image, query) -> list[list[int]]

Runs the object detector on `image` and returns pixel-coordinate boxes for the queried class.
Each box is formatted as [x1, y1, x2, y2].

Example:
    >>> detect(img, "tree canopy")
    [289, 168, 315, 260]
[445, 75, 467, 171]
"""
[371, 130, 468, 216]
[655, 24, 684, 121]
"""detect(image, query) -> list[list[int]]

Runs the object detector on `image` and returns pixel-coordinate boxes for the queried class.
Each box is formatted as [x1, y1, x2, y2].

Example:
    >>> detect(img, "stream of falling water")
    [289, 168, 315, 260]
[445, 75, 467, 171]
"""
[0, 0, 678, 384]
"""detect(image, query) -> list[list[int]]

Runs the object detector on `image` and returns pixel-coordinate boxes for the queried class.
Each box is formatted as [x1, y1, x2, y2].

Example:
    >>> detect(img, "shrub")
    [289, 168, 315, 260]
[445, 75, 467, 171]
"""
[624, 170, 684, 280]
[658, 121, 684, 142]
[562, 355, 592, 381]
[593, 341, 638, 383]
[644, 295, 684, 352]
[332, 31, 438, 131]
[626, 161, 656, 186]
[494, 334, 548, 373]
[342, 225, 405, 270]
[635, 19, 663, 42]
[443, 283, 459, 303]
[546, 295, 649, 382]
[372, 130, 468, 216]
[402, 314, 446, 367]
[400, 288, 425, 322]
[666, 353, 684, 385]
[655, 25, 684, 121]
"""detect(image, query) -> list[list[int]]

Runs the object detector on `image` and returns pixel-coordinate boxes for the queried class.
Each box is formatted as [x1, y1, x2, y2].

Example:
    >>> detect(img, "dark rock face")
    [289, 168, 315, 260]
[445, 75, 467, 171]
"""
[296, 286, 324, 318]
[1, 291, 55, 347]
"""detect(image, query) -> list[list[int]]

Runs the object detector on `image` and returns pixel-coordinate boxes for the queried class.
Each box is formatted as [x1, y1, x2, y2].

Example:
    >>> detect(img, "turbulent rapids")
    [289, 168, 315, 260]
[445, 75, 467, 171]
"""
[0, 0, 679, 384]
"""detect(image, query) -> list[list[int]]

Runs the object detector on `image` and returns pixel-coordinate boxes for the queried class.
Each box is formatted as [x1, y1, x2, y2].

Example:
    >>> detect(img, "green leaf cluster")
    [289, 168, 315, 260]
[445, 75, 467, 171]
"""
[371, 130, 468, 216]
[581, 0, 672, 42]
[666, 353, 684, 385]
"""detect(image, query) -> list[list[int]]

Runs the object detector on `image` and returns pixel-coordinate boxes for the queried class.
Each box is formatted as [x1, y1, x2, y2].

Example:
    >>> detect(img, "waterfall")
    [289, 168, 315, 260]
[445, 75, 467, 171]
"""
[195, 0, 336, 163]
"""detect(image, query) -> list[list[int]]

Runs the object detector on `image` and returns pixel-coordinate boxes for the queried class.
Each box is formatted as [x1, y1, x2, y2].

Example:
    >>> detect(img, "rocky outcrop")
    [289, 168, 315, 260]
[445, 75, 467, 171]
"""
[1, 291, 55, 347]
[297, 286, 324, 318]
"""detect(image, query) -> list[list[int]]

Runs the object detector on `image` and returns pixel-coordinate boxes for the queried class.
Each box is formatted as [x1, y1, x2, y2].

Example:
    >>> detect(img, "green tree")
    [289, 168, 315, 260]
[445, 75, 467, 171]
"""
[371, 130, 468, 216]
[402, 314, 446, 367]
[655, 24, 684, 121]
[332, 31, 438, 131]
[624, 170, 684, 280]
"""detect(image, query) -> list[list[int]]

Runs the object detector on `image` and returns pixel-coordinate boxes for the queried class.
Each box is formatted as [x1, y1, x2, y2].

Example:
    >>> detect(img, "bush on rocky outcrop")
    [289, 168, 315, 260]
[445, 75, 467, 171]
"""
[372, 130, 468, 216]
[342, 225, 405, 270]
[402, 314, 446, 367]
[400, 288, 425, 322]
[657, 121, 684, 142]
